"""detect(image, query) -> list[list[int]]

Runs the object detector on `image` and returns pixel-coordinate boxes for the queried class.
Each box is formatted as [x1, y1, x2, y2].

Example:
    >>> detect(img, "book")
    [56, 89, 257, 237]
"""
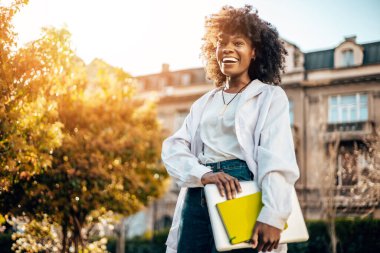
[216, 192, 263, 244]
[204, 181, 309, 251]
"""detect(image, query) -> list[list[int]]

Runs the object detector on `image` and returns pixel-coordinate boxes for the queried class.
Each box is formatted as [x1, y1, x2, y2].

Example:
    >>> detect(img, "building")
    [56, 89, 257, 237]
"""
[128, 36, 380, 236]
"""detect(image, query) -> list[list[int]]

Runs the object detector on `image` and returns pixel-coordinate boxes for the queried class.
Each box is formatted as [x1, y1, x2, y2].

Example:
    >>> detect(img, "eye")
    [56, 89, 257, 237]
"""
[216, 40, 225, 47]
[234, 41, 244, 46]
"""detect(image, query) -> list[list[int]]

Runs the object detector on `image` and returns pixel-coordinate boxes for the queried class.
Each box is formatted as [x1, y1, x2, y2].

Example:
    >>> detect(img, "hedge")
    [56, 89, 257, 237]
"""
[108, 219, 380, 253]
[0, 232, 13, 253]
[287, 219, 380, 253]
[1, 220, 379, 252]
[107, 229, 169, 253]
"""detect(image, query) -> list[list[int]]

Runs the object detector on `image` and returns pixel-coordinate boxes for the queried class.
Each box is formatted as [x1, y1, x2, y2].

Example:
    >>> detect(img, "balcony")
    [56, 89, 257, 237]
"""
[324, 121, 375, 141]
[333, 185, 380, 210]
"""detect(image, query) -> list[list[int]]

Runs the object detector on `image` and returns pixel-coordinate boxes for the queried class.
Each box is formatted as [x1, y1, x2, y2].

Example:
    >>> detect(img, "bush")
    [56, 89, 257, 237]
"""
[124, 229, 169, 253]
[106, 237, 117, 253]
[288, 221, 330, 253]
[106, 220, 380, 253]
[288, 219, 380, 253]
[0, 233, 13, 253]
[335, 219, 380, 253]
[3, 220, 379, 253]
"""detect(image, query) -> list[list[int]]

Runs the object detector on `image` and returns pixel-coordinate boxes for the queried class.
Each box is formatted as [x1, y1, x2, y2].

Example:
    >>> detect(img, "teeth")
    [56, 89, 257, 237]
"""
[222, 57, 238, 63]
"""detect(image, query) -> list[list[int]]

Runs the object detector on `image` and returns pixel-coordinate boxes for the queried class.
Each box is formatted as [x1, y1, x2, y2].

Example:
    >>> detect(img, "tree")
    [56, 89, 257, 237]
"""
[0, 0, 66, 193]
[1, 1, 167, 252]
[38, 69, 166, 252]
[319, 127, 380, 253]
[1, 0, 85, 215]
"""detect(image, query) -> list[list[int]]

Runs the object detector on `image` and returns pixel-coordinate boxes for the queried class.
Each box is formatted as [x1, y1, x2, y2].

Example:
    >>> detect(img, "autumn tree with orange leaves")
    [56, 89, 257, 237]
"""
[0, 1, 167, 252]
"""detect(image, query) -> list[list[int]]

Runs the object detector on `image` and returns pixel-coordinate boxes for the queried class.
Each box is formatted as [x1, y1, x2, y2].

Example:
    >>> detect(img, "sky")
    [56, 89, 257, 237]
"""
[7, 0, 380, 76]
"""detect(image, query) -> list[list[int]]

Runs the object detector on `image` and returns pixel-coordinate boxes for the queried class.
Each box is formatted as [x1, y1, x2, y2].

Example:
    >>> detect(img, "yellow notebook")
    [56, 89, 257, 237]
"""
[216, 192, 263, 245]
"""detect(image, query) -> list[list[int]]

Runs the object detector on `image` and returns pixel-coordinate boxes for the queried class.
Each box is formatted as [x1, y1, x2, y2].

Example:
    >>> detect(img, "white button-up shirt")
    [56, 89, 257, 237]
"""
[161, 79, 300, 253]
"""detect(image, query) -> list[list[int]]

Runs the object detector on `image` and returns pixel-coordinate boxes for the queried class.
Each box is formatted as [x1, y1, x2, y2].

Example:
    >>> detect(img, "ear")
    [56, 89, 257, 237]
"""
[251, 48, 256, 60]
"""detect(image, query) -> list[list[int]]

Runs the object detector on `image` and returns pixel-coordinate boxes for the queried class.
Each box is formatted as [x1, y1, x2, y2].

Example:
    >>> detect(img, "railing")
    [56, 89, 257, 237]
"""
[333, 185, 380, 208]
[326, 121, 371, 132]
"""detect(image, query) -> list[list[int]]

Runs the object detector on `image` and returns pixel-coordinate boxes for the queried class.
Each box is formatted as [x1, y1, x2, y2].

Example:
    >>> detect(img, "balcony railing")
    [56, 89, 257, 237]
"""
[327, 121, 367, 132]
[333, 185, 380, 208]
[323, 121, 375, 142]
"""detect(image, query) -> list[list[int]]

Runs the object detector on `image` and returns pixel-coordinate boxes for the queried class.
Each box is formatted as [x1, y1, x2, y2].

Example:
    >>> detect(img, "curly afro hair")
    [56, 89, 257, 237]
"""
[201, 5, 287, 87]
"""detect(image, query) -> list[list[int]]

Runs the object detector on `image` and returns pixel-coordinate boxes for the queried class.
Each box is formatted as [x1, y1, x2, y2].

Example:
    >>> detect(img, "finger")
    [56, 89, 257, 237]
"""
[228, 177, 237, 198]
[221, 177, 232, 200]
[262, 242, 272, 252]
[216, 182, 225, 197]
[274, 240, 279, 249]
[251, 226, 259, 248]
[234, 178, 242, 193]
[267, 241, 276, 252]
[257, 241, 264, 252]
[262, 241, 273, 252]
[257, 236, 265, 252]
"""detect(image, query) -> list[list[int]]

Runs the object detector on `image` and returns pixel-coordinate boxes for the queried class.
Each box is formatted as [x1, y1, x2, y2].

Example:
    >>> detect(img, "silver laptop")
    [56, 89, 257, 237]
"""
[204, 181, 309, 252]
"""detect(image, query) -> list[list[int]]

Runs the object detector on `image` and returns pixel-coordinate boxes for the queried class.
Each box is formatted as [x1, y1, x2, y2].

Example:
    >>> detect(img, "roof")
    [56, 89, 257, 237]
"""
[304, 49, 334, 70]
[362, 42, 380, 65]
[304, 41, 380, 71]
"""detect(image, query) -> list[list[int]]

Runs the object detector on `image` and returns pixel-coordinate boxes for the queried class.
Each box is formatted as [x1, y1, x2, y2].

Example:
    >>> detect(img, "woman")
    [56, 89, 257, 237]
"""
[161, 5, 299, 253]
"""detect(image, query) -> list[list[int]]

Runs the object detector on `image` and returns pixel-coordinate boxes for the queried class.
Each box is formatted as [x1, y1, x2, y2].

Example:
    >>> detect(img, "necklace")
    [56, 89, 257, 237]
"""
[219, 81, 251, 116]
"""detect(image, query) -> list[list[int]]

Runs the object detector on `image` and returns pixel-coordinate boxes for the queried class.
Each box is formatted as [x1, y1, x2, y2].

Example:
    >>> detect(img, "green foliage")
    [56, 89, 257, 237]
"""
[0, 232, 12, 253]
[1, 0, 65, 195]
[11, 216, 62, 252]
[103, 220, 380, 253]
[334, 219, 380, 253]
[288, 220, 330, 253]
[106, 229, 169, 253]
[287, 219, 380, 253]
[106, 237, 117, 253]
[125, 229, 169, 253]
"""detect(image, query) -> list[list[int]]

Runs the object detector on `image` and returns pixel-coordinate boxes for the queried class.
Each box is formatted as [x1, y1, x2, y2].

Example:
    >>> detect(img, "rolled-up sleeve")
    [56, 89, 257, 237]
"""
[256, 87, 300, 230]
[161, 105, 212, 188]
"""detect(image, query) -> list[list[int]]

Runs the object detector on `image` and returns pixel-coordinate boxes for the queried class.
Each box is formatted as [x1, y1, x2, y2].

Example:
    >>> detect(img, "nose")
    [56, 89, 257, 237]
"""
[222, 46, 233, 54]
[221, 41, 234, 54]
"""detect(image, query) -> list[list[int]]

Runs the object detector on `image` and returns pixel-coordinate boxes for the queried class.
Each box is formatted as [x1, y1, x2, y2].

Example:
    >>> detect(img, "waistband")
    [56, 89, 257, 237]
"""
[204, 159, 248, 172]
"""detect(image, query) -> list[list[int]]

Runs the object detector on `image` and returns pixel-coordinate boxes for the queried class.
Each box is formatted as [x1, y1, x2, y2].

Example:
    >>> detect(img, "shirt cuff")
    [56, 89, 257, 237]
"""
[190, 163, 213, 187]
[256, 206, 287, 230]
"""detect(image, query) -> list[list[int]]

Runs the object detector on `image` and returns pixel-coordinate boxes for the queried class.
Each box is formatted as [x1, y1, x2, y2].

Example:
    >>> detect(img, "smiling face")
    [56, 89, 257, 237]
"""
[216, 33, 255, 81]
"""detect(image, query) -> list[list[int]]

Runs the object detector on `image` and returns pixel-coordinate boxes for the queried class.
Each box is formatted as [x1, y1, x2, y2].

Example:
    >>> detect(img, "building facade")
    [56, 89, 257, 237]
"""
[130, 36, 380, 235]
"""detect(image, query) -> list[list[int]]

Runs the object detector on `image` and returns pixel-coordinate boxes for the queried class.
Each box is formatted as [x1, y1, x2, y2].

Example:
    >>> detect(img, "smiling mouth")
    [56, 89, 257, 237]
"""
[222, 57, 239, 64]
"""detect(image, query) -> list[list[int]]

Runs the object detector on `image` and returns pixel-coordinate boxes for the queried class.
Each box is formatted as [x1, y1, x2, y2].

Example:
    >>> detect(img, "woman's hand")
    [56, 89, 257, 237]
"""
[201, 171, 242, 200]
[250, 221, 281, 252]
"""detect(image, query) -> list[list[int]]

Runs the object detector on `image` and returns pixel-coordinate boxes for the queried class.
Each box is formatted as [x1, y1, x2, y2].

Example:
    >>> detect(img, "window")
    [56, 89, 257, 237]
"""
[289, 100, 294, 126]
[158, 78, 166, 89]
[336, 141, 369, 187]
[174, 110, 189, 130]
[181, 73, 191, 86]
[328, 93, 368, 123]
[342, 49, 354, 67]
[337, 149, 359, 186]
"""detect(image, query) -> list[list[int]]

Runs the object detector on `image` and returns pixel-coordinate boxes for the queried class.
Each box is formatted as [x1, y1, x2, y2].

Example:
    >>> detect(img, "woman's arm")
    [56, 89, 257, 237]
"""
[161, 104, 212, 188]
[251, 86, 300, 251]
